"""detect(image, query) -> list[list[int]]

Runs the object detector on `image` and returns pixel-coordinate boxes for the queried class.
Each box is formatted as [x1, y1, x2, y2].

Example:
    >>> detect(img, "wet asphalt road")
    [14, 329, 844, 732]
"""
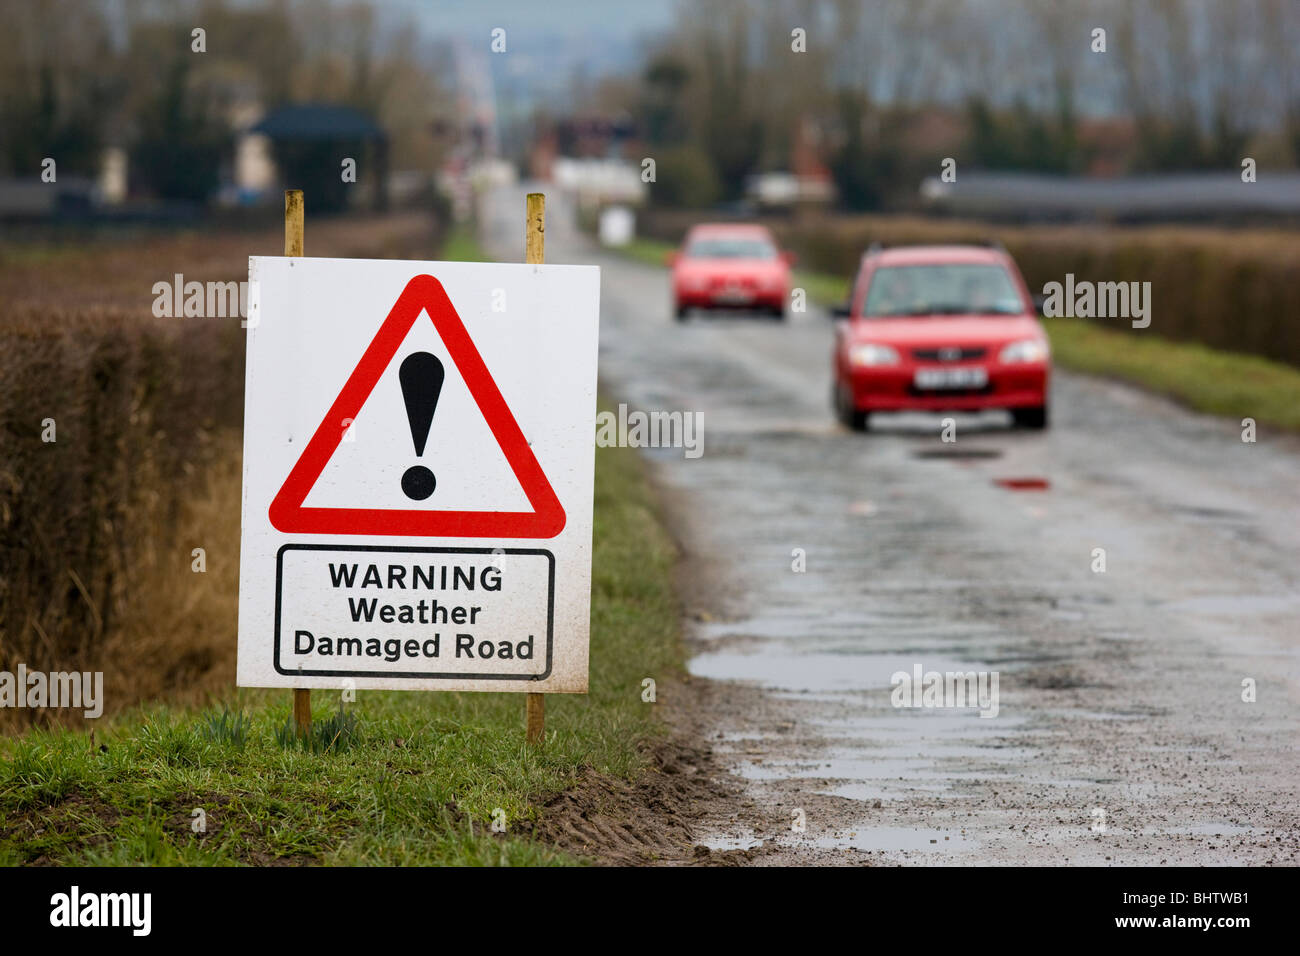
[484, 187, 1299, 865]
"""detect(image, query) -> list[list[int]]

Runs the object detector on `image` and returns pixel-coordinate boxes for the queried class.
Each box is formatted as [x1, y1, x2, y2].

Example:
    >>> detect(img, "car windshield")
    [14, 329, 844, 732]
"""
[863, 264, 1024, 317]
[686, 237, 777, 260]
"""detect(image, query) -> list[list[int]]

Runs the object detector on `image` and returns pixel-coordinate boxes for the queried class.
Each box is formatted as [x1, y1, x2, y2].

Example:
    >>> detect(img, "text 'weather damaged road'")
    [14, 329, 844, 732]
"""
[485, 187, 1299, 866]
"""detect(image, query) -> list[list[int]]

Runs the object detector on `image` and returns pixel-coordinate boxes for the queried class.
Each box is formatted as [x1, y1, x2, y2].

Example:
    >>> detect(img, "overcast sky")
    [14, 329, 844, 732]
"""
[382, 0, 679, 121]
[385, 0, 676, 37]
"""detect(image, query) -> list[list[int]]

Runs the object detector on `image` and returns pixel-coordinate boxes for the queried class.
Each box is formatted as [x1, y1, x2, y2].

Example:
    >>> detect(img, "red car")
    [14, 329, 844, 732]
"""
[831, 244, 1050, 430]
[669, 223, 794, 320]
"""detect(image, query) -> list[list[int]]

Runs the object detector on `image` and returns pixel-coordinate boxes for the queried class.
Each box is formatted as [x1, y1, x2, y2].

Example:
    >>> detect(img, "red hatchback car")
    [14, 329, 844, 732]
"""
[669, 224, 794, 320]
[831, 244, 1050, 430]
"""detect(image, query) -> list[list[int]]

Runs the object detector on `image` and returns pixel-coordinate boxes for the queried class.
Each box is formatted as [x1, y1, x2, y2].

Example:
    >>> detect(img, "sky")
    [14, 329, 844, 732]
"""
[384, 0, 677, 36]
[387, 0, 677, 93]
[380, 0, 680, 138]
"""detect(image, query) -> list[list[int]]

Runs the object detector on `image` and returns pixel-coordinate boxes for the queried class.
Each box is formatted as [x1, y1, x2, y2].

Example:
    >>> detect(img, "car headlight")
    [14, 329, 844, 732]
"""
[848, 343, 900, 367]
[999, 338, 1050, 363]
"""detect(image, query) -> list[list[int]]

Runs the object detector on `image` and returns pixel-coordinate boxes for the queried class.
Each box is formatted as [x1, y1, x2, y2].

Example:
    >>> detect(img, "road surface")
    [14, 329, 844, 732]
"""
[484, 187, 1300, 865]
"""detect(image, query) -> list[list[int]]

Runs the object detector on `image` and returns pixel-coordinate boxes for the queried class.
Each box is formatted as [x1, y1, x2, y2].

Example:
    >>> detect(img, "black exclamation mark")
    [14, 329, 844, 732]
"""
[399, 351, 444, 500]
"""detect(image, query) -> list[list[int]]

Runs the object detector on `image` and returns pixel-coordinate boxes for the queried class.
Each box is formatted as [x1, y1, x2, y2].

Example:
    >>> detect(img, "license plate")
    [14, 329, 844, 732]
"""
[716, 286, 752, 303]
[914, 366, 988, 390]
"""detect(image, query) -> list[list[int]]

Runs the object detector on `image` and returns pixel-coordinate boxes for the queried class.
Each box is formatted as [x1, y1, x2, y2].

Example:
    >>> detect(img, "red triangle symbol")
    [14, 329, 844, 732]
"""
[268, 274, 566, 539]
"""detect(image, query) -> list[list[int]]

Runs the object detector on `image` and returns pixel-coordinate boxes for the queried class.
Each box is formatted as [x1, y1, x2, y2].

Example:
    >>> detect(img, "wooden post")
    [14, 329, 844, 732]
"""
[525, 192, 545, 265]
[526, 692, 545, 746]
[285, 189, 304, 257]
[525, 192, 545, 746]
[285, 189, 310, 739]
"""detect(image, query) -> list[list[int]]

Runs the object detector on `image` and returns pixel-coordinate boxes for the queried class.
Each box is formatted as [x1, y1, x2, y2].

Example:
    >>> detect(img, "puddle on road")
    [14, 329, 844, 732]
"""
[869, 411, 1010, 434]
[809, 712, 1030, 740]
[1160, 593, 1300, 617]
[733, 748, 1022, 786]
[817, 781, 974, 801]
[698, 832, 764, 851]
[688, 651, 982, 693]
[693, 608, 894, 642]
[994, 477, 1051, 490]
[1042, 708, 1151, 721]
[811, 826, 977, 853]
[913, 447, 1003, 460]
[1171, 504, 1251, 522]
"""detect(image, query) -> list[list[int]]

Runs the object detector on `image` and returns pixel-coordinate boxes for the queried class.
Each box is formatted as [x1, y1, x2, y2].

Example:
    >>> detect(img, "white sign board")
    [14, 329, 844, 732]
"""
[237, 257, 600, 693]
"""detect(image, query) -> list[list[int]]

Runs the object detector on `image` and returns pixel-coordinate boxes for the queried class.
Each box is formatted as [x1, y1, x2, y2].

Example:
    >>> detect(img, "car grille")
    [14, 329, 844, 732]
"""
[912, 347, 988, 361]
[905, 383, 995, 398]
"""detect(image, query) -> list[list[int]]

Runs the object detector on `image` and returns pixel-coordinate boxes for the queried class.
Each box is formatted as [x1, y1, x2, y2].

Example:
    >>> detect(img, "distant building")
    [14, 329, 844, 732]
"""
[744, 116, 836, 209]
[552, 157, 646, 208]
[98, 147, 128, 204]
[251, 104, 389, 212]
[919, 170, 1300, 223]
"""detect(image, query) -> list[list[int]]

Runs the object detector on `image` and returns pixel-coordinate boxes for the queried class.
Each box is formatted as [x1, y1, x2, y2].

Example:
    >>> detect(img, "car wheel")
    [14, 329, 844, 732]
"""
[1012, 404, 1049, 429]
[770, 305, 786, 321]
[834, 384, 869, 432]
[674, 303, 689, 322]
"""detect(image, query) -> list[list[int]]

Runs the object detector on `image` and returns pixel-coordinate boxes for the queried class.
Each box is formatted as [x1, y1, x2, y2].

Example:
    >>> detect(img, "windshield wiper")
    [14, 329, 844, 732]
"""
[902, 306, 1023, 316]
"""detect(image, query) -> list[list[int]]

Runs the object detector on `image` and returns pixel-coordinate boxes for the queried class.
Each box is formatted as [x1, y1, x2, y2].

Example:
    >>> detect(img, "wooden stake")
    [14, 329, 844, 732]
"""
[525, 192, 546, 746]
[525, 192, 545, 266]
[526, 692, 545, 745]
[293, 688, 311, 738]
[285, 189, 310, 738]
[284, 188, 304, 257]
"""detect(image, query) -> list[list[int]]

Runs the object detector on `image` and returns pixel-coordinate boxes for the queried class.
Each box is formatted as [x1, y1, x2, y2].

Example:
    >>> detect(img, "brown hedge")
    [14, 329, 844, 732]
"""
[0, 213, 437, 723]
[0, 305, 244, 691]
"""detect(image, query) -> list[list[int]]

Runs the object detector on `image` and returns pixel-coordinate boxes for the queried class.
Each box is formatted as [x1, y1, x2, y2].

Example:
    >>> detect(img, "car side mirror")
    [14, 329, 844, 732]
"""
[665, 250, 680, 267]
[782, 250, 798, 267]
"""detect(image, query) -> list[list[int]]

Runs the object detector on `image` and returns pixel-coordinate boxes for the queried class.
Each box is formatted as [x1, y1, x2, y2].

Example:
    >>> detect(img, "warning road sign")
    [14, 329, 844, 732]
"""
[267, 274, 566, 539]
[237, 257, 600, 693]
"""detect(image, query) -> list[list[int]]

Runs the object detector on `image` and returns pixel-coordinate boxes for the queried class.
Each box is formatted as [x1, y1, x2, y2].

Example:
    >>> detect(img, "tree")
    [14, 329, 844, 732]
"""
[651, 145, 721, 209]
[130, 54, 230, 203]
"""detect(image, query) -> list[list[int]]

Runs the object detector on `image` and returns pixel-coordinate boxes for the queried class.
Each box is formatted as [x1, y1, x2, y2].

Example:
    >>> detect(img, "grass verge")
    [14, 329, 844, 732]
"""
[439, 226, 492, 263]
[0, 426, 680, 866]
[1042, 317, 1300, 429]
[601, 234, 1300, 430]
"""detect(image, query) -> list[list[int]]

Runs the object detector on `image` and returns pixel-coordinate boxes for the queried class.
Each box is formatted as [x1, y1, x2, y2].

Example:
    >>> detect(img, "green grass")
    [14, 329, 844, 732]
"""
[439, 226, 491, 263]
[601, 234, 1300, 429]
[1043, 317, 1300, 430]
[0, 229, 683, 863]
[793, 271, 850, 309]
[616, 236, 675, 269]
